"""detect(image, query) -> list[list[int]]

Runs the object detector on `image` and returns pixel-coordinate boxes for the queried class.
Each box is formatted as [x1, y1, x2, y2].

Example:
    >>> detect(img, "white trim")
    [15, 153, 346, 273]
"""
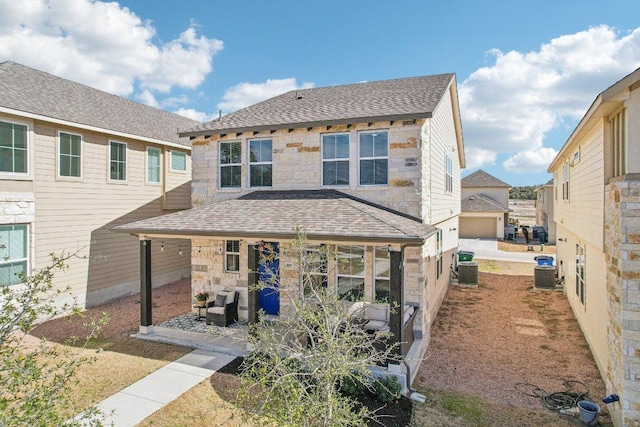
[0, 106, 191, 152]
[248, 138, 273, 188]
[321, 132, 350, 187]
[56, 130, 83, 180]
[145, 146, 162, 185]
[0, 223, 30, 287]
[219, 140, 242, 189]
[224, 240, 240, 273]
[0, 116, 34, 180]
[107, 140, 128, 183]
[358, 130, 389, 186]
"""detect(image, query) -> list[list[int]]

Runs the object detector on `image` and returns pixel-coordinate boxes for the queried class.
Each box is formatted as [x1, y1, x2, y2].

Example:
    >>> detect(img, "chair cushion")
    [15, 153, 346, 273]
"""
[364, 320, 389, 331]
[213, 294, 227, 307]
[365, 304, 389, 322]
[207, 306, 225, 315]
[219, 291, 236, 305]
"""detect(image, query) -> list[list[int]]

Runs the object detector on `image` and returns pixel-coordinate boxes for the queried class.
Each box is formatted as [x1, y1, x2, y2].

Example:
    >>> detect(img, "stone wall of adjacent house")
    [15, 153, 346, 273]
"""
[605, 180, 640, 427]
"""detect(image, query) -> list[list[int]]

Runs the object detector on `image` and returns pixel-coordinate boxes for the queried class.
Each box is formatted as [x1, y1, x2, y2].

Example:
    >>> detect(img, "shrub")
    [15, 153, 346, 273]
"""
[373, 376, 401, 404]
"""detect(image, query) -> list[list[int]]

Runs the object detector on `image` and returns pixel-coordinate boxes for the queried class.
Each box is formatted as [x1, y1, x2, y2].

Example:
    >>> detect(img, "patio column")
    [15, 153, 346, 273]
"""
[247, 244, 260, 329]
[389, 250, 404, 358]
[140, 239, 152, 333]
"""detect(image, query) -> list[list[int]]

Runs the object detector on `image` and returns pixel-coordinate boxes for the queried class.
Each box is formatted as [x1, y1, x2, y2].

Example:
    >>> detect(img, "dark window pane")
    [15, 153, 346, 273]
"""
[360, 159, 374, 185]
[0, 122, 11, 147]
[13, 149, 27, 173]
[13, 125, 26, 149]
[221, 165, 241, 187]
[250, 164, 272, 187]
[373, 159, 388, 184]
[338, 277, 364, 301]
[375, 279, 390, 302]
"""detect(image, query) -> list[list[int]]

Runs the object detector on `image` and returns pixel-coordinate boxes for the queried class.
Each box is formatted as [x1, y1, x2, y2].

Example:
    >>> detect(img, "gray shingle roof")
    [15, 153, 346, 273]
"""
[0, 61, 200, 147]
[114, 190, 437, 243]
[461, 170, 511, 188]
[461, 194, 509, 213]
[181, 74, 455, 136]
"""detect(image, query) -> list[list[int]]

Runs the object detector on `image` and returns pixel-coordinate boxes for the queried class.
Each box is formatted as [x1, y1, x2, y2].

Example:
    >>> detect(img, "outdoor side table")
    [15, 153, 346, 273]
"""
[194, 304, 207, 321]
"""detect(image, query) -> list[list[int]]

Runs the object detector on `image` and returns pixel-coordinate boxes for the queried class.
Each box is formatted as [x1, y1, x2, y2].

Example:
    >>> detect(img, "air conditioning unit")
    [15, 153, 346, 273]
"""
[534, 266, 556, 289]
[458, 262, 478, 285]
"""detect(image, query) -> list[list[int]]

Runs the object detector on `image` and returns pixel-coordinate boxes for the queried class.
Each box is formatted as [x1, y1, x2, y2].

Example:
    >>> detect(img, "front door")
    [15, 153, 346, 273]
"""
[258, 242, 280, 315]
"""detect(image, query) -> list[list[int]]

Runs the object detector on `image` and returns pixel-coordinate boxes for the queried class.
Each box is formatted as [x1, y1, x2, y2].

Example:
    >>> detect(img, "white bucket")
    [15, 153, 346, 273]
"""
[577, 400, 600, 425]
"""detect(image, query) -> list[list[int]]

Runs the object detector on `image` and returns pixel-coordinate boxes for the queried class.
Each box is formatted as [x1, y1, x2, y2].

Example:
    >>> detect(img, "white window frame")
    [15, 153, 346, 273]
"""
[248, 138, 273, 188]
[0, 224, 28, 287]
[436, 229, 443, 279]
[576, 242, 586, 306]
[358, 130, 388, 186]
[219, 141, 242, 189]
[322, 133, 350, 186]
[225, 240, 240, 273]
[611, 109, 626, 178]
[336, 245, 365, 301]
[57, 130, 83, 179]
[445, 155, 453, 193]
[170, 150, 187, 173]
[0, 118, 32, 180]
[374, 246, 390, 302]
[562, 161, 570, 201]
[108, 140, 127, 183]
[302, 244, 328, 299]
[146, 146, 162, 184]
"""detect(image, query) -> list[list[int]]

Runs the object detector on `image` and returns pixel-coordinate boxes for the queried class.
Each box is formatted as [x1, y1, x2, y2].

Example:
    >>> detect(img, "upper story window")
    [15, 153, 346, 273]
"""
[374, 246, 390, 302]
[337, 245, 365, 301]
[0, 120, 28, 175]
[322, 133, 349, 186]
[147, 147, 161, 183]
[249, 139, 272, 187]
[562, 161, 570, 201]
[109, 141, 127, 181]
[359, 131, 388, 185]
[171, 151, 187, 172]
[225, 240, 240, 272]
[445, 155, 453, 193]
[58, 132, 82, 178]
[0, 224, 27, 286]
[220, 141, 241, 188]
[611, 109, 626, 178]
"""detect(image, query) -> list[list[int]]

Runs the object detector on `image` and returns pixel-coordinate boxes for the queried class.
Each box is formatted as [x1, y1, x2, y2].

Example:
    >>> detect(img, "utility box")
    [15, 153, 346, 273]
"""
[458, 261, 478, 285]
[534, 265, 556, 288]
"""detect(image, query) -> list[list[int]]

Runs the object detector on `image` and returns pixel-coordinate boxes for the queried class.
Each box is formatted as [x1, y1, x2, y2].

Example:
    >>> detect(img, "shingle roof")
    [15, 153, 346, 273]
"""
[461, 170, 511, 188]
[0, 61, 200, 147]
[181, 74, 455, 136]
[461, 194, 510, 213]
[114, 190, 437, 244]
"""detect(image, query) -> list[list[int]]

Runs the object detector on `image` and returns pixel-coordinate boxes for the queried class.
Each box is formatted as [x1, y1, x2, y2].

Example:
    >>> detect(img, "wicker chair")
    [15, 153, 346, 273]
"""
[206, 290, 239, 327]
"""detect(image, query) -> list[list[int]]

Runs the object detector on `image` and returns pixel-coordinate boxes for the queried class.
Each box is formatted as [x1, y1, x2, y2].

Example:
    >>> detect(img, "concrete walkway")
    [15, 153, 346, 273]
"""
[94, 349, 235, 427]
[458, 238, 552, 263]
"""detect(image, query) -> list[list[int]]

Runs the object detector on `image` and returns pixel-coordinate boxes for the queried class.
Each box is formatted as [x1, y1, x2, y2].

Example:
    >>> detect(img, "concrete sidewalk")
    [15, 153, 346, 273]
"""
[458, 238, 552, 263]
[94, 349, 235, 427]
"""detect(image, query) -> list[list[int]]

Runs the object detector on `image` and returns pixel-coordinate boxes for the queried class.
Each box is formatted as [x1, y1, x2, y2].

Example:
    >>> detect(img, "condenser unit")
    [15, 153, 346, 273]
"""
[534, 265, 556, 288]
[458, 261, 478, 285]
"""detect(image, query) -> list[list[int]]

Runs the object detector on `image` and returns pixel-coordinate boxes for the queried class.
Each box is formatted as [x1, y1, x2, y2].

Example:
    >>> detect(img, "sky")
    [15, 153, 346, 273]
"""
[1, 0, 640, 186]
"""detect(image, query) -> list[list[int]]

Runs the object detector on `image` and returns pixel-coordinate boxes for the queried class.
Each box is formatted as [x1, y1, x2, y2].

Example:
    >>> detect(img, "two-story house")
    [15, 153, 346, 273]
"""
[534, 179, 555, 243]
[459, 169, 510, 239]
[0, 61, 197, 308]
[116, 74, 465, 382]
[548, 67, 640, 427]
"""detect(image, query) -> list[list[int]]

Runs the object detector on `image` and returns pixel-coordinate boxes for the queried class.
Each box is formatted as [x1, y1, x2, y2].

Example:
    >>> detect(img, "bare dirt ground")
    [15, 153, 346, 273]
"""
[509, 199, 537, 225]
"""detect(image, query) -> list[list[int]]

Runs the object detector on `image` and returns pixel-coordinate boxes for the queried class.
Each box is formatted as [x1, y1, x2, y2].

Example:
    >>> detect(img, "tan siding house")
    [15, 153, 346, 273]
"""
[548, 67, 640, 427]
[534, 180, 556, 244]
[117, 74, 466, 387]
[459, 170, 510, 239]
[0, 61, 198, 308]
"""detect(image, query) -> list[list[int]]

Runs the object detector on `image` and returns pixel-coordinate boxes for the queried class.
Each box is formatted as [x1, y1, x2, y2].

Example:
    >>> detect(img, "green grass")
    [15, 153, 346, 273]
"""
[440, 392, 486, 425]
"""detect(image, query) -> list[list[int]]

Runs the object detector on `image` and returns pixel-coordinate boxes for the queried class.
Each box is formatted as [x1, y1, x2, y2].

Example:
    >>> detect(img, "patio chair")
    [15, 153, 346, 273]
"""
[206, 290, 239, 327]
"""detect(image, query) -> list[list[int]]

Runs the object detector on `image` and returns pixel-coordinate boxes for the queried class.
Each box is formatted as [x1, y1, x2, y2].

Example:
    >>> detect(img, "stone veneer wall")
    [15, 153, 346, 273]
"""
[605, 180, 640, 427]
[0, 192, 35, 274]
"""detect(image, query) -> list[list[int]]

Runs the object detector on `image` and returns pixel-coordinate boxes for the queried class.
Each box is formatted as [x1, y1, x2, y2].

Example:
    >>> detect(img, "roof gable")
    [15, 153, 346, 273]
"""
[0, 61, 200, 147]
[461, 170, 511, 188]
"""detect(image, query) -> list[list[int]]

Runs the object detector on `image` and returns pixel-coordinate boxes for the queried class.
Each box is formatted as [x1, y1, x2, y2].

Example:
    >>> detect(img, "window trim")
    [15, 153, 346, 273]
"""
[358, 130, 389, 186]
[219, 141, 242, 189]
[0, 223, 29, 287]
[146, 146, 162, 185]
[0, 117, 33, 180]
[576, 242, 586, 306]
[248, 138, 273, 188]
[170, 150, 188, 173]
[445, 155, 453, 193]
[225, 240, 240, 273]
[57, 130, 83, 179]
[562, 161, 570, 201]
[436, 229, 443, 279]
[108, 140, 128, 183]
[321, 132, 350, 187]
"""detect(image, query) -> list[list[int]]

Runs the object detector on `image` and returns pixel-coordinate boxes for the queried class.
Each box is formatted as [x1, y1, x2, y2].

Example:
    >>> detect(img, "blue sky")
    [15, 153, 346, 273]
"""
[1, 0, 640, 186]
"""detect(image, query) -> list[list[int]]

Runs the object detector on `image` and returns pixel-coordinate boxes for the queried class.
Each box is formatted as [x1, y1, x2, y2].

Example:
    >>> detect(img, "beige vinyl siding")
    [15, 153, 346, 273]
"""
[164, 147, 192, 209]
[553, 124, 605, 252]
[31, 121, 190, 307]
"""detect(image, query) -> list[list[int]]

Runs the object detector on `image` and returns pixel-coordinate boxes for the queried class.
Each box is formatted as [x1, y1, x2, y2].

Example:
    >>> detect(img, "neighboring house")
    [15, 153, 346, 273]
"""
[534, 179, 555, 243]
[547, 67, 640, 427]
[0, 61, 198, 308]
[115, 74, 465, 382]
[459, 169, 510, 238]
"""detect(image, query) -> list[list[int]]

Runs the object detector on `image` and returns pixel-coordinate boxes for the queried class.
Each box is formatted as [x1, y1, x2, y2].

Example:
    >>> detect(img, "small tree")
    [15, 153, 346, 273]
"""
[0, 250, 107, 426]
[237, 233, 401, 427]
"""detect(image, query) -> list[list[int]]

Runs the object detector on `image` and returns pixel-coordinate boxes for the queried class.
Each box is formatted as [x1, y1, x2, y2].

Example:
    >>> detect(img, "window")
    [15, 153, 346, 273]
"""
[225, 240, 240, 272]
[109, 141, 127, 181]
[561, 161, 570, 201]
[576, 242, 586, 306]
[322, 133, 349, 186]
[359, 131, 388, 185]
[436, 229, 443, 279]
[374, 246, 390, 301]
[220, 141, 241, 188]
[337, 245, 365, 300]
[445, 155, 453, 193]
[58, 132, 82, 178]
[249, 139, 272, 187]
[611, 109, 626, 177]
[147, 147, 161, 183]
[0, 224, 27, 286]
[303, 245, 327, 299]
[171, 151, 187, 172]
[0, 120, 28, 174]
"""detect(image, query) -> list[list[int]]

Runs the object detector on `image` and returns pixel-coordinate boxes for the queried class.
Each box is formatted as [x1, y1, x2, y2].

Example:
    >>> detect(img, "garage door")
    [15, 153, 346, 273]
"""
[459, 217, 496, 238]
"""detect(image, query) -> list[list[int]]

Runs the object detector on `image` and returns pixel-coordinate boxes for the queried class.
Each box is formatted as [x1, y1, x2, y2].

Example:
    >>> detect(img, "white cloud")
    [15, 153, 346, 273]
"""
[173, 108, 211, 122]
[464, 147, 497, 170]
[460, 25, 640, 170]
[503, 147, 558, 173]
[218, 78, 315, 113]
[0, 0, 222, 100]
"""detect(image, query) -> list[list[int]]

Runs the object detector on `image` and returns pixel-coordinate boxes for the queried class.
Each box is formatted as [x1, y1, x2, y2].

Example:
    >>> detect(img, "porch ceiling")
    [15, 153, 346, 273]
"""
[113, 190, 436, 244]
